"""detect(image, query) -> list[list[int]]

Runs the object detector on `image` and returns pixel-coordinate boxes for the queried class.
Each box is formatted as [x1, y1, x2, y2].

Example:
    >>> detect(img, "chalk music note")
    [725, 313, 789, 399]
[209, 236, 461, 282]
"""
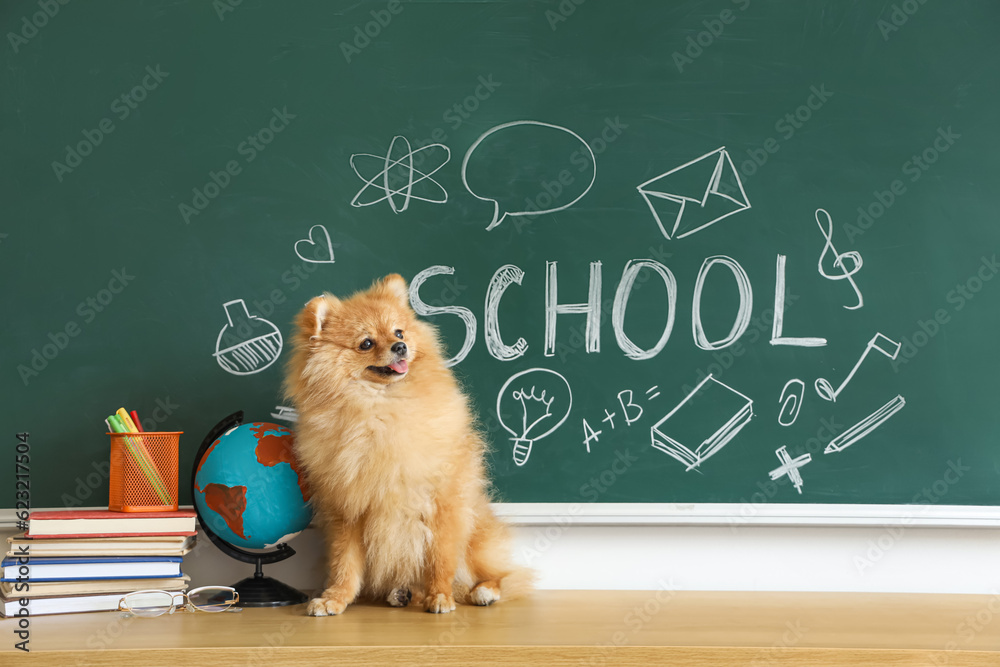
[815, 208, 863, 310]
[815, 333, 901, 402]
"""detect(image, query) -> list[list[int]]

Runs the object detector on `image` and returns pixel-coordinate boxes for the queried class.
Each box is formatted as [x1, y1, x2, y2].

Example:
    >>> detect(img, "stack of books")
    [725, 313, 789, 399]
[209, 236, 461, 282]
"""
[1, 510, 196, 616]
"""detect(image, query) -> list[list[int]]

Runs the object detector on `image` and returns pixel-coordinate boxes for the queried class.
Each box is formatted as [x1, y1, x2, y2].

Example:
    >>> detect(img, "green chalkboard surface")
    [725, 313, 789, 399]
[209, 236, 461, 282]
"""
[3, 0, 1000, 511]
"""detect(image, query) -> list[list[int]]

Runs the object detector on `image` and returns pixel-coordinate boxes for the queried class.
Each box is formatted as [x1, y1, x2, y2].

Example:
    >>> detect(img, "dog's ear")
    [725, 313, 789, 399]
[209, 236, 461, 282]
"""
[375, 274, 410, 306]
[298, 293, 340, 340]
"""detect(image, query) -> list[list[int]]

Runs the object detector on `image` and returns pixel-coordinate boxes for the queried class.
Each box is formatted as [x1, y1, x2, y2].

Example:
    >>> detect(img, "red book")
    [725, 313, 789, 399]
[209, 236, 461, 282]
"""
[25, 510, 197, 539]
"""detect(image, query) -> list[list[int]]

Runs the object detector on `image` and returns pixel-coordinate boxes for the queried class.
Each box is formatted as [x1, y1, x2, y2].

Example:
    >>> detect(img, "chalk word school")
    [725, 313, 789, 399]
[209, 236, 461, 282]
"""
[410, 254, 822, 367]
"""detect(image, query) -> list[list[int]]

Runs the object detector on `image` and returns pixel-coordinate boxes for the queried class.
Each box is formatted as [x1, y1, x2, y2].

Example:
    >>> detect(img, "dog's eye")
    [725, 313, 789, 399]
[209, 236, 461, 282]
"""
[394, 330, 404, 340]
[359, 339, 374, 351]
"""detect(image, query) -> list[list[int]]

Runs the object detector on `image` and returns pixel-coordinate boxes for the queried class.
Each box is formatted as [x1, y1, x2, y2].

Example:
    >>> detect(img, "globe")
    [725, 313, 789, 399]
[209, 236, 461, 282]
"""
[193, 422, 311, 550]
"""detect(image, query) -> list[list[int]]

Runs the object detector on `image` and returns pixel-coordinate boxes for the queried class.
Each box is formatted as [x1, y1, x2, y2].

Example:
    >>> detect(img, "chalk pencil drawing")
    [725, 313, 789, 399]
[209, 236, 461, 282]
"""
[777, 379, 806, 426]
[350, 136, 450, 213]
[271, 406, 298, 422]
[771, 254, 827, 347]
[815, 333, 901, 402]
[815, 208, 864, 310]
[214, 299, 283, 375]
[824, 395, 906, 454]
[461, 120, 597, 231]
[646, 385, 661, 401]
[637, 147, 750, 240]
[649, 374, 754, 471]
[294, 224, 336, 264]
[769, 446, 811, 494]
[496, 368, 573, 466]
[692, 255, 753, 350]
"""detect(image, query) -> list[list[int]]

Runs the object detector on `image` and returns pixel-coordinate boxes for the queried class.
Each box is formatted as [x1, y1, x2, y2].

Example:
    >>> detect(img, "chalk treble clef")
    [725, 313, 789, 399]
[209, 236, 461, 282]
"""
[815, 208, 863, 310]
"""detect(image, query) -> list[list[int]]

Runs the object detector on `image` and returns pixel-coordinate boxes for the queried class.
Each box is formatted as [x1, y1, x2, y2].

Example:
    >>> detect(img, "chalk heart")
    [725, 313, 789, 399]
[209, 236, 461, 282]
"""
[294, 225, 336, 264]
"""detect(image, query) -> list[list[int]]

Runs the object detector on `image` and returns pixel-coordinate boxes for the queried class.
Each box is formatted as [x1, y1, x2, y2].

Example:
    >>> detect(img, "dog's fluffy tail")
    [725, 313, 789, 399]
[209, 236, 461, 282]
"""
[497, 563, 536, 602]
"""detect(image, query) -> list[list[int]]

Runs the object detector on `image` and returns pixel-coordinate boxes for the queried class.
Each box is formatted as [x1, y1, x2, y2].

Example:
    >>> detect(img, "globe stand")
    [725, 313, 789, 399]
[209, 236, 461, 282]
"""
[192, 411, 308, 607]
[232, 554, 308, 607]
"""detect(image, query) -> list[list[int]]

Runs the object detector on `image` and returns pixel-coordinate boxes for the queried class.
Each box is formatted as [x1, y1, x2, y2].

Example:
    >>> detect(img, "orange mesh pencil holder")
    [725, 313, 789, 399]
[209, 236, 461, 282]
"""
[108, 432, 181, 512]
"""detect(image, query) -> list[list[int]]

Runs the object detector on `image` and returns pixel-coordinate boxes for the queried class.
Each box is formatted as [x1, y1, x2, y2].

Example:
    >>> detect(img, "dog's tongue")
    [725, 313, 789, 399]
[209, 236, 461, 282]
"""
[390, 359, 409, 374]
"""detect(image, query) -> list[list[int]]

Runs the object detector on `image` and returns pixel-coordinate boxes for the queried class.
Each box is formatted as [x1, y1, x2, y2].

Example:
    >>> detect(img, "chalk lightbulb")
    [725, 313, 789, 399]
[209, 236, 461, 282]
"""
[496, 368, 573, 466]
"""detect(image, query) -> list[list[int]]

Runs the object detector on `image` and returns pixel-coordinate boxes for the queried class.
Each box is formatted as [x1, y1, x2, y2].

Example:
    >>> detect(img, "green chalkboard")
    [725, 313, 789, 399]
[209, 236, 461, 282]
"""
[4, 0, 1000, 511]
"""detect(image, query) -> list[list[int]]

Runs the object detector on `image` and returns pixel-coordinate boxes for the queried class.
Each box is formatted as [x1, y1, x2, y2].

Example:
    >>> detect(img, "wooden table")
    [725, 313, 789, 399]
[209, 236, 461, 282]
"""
[3, 590, 999, 665]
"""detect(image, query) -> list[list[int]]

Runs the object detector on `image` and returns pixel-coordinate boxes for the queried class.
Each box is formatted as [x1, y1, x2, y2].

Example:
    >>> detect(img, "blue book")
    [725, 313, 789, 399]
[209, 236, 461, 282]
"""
[1, 556, 182, 582]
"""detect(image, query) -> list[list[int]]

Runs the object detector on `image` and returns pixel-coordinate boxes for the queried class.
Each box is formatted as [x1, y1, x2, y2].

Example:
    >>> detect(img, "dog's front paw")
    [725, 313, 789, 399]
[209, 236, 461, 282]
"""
[424, 592, 456, 614]
[387, 587, 413, 607]
[306, 592, 351, 616]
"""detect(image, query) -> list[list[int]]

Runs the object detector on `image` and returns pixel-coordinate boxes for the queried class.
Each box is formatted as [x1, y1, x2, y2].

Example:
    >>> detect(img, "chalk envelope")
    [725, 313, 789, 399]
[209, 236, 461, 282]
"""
[637, 147, 751, 240]
[649, 375, 754, 471]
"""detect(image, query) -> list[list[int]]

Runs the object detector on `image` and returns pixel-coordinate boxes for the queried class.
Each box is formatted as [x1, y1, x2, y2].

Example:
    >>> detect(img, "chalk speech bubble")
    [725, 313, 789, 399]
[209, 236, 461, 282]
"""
[461, 120, 597, 231]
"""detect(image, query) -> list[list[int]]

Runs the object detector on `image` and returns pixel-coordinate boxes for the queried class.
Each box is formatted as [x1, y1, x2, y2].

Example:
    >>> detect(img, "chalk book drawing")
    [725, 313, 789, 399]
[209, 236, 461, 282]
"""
[271, 406, 298, 422]
[650, 374, 754, 471]
[637, 146, 751, 240]
[350, 136, 450, 213]
[496, 368, 573, 467]
[294, 224, 336, 264]
[213, 299, 283, 375]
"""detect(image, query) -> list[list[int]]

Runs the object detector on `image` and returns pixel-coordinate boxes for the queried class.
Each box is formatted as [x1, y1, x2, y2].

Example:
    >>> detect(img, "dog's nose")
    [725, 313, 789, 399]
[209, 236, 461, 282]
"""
[391, 342, 407, 356]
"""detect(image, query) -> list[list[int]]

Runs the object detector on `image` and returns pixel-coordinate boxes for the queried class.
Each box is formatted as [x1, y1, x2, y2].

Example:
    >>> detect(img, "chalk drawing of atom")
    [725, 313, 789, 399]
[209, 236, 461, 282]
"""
[350, 136, 451, 213]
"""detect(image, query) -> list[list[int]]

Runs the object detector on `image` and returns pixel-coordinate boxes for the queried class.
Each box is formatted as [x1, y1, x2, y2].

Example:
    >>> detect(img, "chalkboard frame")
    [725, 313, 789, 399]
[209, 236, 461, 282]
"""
[4, 504, 1000, 529]
[5, 0, 1000, 516]
[491, 503, 1000, 527]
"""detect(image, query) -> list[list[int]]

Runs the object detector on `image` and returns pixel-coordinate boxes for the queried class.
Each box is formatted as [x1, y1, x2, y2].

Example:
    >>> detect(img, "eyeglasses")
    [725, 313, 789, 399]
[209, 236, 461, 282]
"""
[118, 586, 241, 617]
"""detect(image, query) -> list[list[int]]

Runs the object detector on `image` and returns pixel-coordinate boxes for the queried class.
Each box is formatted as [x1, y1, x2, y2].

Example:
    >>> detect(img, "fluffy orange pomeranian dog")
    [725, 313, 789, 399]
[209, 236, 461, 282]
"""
[285, 274, 532, 615]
